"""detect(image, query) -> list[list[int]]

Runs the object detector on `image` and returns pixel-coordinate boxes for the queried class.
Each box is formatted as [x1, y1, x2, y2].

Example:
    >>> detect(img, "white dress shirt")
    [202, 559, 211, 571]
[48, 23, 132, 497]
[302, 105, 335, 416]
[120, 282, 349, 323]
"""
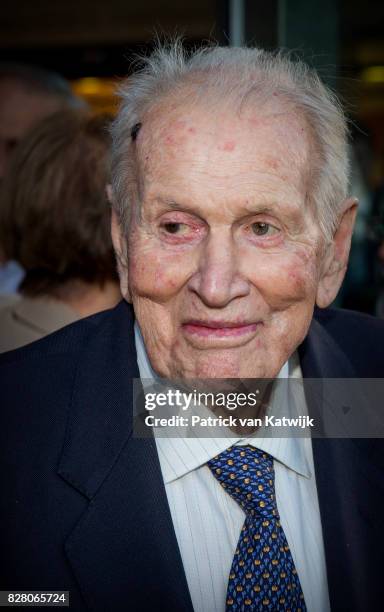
[135, 323, 330, 612]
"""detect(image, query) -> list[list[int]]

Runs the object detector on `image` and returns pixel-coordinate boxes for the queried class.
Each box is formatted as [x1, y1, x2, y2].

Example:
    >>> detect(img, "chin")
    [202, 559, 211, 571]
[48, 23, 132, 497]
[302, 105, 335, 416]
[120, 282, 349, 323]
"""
[193, 364, 241, 379]
[174, 350, 276, 380]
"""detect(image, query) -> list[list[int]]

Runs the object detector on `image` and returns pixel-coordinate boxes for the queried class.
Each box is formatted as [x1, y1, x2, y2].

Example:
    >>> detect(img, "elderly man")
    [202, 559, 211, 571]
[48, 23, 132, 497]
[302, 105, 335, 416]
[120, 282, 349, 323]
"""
[1, 44, 383, 612]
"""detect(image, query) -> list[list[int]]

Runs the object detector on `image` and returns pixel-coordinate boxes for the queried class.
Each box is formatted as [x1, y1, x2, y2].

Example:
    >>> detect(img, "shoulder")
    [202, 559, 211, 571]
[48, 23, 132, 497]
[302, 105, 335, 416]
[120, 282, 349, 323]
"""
[314, 306, 384, 342]
[313, 306, 384, 374]
[0, 305, 108, 367]
[0, 304, 124, 416]
[0, 300, 135, 387]
[0, 301, 135, 458]
[0, 307, 105, 422]
[0, 295, 80, 353]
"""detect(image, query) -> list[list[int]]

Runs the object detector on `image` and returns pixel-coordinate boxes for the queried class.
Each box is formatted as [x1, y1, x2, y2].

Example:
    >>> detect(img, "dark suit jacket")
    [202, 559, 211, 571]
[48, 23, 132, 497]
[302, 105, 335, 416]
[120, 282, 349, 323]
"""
[0, 301, 383, 611]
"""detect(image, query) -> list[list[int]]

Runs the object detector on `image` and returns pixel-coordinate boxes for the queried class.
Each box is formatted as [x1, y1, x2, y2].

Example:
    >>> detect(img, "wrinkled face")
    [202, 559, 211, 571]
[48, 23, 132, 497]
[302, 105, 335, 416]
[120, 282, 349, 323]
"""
[123, 99, 328, 378]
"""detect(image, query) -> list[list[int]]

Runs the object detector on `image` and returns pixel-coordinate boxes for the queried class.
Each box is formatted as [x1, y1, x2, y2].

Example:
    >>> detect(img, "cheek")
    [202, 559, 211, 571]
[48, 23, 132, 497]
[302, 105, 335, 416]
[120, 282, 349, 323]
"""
[245, 247, 319, 307]
[285, 264, 316, 297]
[128, 241, 194, 301]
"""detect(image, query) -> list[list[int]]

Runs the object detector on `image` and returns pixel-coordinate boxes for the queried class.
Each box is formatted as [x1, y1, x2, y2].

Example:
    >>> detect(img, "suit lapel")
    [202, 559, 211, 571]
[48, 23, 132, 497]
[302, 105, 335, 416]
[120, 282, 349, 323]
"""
[299, 314, 384, 611]
[58, 301, 193, 611]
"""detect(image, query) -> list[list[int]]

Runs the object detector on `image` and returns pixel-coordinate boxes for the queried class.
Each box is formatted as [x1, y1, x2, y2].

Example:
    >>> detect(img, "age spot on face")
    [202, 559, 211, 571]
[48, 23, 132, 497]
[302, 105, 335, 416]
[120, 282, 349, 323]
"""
[264, 156, 279, 170]
[163, 120, 194, 147]
[164, 134, 175, 145]
[222, 140, 236, 152]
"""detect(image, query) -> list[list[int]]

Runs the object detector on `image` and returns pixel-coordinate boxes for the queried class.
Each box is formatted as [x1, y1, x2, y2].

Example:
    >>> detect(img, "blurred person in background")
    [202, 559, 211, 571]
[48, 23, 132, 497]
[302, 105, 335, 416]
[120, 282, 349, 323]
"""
[0, 63, 85, 292]
[0, 109, 121, 352]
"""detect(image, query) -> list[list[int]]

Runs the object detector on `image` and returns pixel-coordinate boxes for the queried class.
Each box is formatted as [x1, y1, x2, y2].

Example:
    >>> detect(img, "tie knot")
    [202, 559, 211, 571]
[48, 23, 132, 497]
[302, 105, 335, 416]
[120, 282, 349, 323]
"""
[207, 445, 279, 519]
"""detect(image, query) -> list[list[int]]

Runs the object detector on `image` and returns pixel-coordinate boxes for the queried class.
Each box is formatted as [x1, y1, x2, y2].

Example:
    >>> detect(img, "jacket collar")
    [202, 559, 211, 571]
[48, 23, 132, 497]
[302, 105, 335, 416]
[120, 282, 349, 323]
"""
[58, 300, 138, 499]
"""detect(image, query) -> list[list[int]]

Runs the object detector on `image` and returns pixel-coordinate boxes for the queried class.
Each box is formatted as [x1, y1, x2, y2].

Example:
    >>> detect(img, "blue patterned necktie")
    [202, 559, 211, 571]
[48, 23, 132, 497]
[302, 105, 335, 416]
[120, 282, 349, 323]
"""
[207, 445, 306, 611]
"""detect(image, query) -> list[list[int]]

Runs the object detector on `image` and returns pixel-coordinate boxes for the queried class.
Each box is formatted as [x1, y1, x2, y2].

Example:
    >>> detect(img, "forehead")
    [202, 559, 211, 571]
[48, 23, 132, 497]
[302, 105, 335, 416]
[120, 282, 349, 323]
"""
[136, 96, 314, 206]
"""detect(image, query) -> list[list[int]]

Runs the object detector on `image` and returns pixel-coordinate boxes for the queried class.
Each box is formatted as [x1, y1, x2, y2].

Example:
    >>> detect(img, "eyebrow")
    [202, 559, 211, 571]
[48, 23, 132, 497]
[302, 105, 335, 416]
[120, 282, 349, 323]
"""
[153, 197, 300, 217]
[154, 199, 192, 212]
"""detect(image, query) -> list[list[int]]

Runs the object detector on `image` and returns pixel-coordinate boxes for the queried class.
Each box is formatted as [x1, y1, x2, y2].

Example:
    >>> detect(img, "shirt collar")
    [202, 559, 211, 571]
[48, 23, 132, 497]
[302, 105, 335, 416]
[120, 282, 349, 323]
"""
[134, 321, 311, 483]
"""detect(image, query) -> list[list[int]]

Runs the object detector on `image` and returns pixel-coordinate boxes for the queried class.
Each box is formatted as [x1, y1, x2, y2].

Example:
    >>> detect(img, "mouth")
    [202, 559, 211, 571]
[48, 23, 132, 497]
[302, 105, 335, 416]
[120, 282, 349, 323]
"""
[182, 320, 261, 339]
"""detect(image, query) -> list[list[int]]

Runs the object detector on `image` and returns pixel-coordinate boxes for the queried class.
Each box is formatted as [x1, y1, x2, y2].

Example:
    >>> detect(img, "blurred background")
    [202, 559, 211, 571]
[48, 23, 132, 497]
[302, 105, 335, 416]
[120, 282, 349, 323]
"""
[1, 0, 384, 318]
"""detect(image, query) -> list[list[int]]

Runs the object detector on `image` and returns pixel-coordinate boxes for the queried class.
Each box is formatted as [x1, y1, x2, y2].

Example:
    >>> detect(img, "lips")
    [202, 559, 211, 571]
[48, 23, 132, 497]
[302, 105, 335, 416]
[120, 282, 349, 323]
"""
[182, 320, 260, 338]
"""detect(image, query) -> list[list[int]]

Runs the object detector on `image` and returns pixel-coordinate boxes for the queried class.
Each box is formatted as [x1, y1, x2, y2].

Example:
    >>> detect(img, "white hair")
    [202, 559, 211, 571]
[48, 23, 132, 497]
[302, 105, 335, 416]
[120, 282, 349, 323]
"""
[111, 41, 350, 240]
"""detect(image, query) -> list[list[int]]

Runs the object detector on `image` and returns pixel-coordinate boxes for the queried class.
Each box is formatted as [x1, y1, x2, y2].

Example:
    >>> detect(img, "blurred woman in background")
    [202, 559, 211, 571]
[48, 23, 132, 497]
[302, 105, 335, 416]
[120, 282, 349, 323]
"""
[0, 109, 121, 352]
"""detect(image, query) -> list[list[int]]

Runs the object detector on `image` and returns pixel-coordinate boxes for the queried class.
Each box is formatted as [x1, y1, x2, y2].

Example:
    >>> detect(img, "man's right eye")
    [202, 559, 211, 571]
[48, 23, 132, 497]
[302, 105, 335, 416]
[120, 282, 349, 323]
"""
[159, 216, 205, 241]
[163, 222, 182, 234]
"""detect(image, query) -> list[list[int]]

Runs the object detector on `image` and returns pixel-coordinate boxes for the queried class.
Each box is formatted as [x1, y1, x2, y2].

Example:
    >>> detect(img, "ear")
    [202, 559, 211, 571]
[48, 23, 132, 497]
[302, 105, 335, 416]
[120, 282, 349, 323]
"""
[316, 198, 358, 308]
[111, 208, 131, 301]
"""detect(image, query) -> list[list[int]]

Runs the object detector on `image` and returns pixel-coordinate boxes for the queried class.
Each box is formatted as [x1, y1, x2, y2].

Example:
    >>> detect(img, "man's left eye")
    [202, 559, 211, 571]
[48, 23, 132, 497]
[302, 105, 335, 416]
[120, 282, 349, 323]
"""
[251, 222, 279, 236]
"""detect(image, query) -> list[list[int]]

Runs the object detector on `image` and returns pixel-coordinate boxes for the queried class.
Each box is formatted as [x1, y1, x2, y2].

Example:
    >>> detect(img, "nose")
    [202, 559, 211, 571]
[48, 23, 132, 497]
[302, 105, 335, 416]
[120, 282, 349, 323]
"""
[188, 229, 250, 308]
